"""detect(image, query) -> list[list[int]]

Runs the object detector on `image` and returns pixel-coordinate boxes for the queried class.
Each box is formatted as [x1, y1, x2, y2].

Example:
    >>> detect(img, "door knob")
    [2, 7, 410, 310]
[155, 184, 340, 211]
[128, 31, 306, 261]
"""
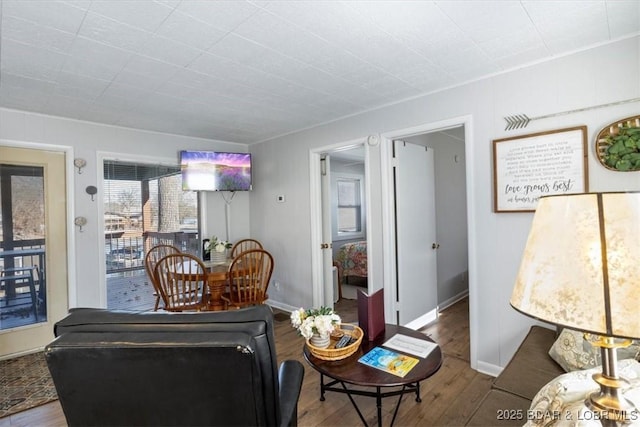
[321, 243, 329, 249]
[432, 243, 440, 249]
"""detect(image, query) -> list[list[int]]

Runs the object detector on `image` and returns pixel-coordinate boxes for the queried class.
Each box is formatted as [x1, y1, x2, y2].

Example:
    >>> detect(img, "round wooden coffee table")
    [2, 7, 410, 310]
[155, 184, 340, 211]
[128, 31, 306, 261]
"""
[303, 324, 442, 427]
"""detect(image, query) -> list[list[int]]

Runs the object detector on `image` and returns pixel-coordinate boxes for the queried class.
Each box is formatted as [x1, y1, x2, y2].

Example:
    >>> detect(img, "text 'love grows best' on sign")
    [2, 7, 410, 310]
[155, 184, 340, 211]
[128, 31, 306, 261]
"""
[493, 126, 587, 212]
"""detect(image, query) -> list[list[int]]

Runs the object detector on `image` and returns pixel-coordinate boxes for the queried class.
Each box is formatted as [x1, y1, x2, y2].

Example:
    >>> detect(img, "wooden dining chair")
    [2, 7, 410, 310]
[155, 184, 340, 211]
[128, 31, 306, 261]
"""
[231, 238, 263, 258]
[144, 244, 181, 311]
[153, 253, 208, 312]
[222, 249, 274, 310]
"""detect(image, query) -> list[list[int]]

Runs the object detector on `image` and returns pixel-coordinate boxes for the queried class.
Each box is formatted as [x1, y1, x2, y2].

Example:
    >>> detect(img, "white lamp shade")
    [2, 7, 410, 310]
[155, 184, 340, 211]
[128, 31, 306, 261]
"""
[510, 192, 640, 339]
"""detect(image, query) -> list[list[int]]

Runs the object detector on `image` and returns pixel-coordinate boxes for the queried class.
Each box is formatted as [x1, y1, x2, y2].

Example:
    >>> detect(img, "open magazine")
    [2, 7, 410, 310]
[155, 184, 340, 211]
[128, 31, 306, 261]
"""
[382, 334, 439, 359]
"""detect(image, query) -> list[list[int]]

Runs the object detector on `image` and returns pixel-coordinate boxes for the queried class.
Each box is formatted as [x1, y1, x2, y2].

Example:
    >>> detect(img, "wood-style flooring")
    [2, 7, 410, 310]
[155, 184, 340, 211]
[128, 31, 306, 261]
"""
[0, 296, 492, 427]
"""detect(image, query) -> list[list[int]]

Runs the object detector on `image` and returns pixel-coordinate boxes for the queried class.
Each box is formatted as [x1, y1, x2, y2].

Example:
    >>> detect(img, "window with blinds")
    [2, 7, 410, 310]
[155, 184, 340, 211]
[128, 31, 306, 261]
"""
[103, 160, 200, 273]
[332, 173, 366, 240]
[336, 178, 361, 233]
[103, 161, 198, 234]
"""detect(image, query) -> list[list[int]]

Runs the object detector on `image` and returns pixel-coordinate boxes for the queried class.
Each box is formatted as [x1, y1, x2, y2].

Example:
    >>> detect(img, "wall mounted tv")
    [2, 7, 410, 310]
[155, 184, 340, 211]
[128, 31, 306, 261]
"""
[180, 151, 252, 192]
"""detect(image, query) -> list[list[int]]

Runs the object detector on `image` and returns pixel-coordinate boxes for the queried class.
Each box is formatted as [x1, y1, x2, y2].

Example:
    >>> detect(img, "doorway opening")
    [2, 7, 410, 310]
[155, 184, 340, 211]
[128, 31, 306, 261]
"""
[309, 117, 476, 368]
[403, 126, 469, 313]
[329, 147, 368, 303]
[310, 140, 369, 311]
[102, 160, 199, 311]
[382, 116, 476, 368]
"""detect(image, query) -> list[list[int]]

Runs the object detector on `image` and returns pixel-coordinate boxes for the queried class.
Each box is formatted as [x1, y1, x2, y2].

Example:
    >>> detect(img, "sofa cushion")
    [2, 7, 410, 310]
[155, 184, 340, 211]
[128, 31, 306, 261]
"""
[548, 328, 640, 372]
[493, 326, 565, 400]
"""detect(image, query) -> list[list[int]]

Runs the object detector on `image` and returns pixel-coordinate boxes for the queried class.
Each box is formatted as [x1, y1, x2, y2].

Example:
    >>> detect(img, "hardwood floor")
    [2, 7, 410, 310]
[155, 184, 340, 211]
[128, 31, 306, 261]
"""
[1, 297, 491, 426]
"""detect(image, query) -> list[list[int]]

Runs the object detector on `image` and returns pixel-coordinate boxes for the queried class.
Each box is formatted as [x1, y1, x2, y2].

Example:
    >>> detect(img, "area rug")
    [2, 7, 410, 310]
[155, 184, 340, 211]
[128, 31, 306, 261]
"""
[0, 352, 57, 418]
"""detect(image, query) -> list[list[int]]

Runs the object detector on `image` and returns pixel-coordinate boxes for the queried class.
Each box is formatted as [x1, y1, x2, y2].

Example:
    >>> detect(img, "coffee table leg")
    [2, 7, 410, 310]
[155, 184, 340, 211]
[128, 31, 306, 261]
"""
[314, 376, 423, 427]
[376, 386, 383, 427]
[390, 385, 407, 426]
[339, 381, 368, 427]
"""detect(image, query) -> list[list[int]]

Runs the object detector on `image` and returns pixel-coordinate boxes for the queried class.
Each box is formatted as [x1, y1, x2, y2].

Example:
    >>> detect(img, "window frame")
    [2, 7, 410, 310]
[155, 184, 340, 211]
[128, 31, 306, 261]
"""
[331, 172, 366, 241]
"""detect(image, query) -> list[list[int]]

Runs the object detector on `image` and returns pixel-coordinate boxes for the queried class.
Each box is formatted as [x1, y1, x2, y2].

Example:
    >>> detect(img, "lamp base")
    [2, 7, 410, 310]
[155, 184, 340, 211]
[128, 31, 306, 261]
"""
[586, 372, 635, 425]
[584, 337, 639, 426]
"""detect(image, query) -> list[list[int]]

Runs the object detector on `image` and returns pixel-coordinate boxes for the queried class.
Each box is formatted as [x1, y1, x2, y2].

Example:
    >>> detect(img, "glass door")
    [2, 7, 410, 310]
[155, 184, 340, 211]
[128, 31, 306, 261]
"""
[103, 160, 199, 311]
[0, 145, 68, 358]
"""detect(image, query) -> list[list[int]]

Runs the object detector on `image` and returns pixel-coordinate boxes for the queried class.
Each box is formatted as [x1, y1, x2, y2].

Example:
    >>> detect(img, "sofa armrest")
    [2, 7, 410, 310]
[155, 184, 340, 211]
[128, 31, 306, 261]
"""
[493, 326, 564, 400]
[278, 360, 304, 427]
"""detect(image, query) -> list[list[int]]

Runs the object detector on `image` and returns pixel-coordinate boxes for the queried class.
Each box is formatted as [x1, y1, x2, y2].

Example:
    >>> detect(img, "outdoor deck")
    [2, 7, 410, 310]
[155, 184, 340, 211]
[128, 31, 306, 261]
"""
[0, 270, 155, 330]
[106, 269, 156, 312]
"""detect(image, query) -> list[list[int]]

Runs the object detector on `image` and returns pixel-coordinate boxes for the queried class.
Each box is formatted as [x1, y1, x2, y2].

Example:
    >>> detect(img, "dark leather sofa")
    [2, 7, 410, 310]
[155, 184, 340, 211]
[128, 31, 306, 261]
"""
[465, 326, 564, 425]
[45, 305, 304, 427]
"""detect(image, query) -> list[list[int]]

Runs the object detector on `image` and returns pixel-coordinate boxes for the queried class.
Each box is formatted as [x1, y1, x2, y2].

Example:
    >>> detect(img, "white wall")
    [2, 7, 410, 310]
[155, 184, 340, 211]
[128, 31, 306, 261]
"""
[0, 108, 250, 308]
[250, 36, 640, 372]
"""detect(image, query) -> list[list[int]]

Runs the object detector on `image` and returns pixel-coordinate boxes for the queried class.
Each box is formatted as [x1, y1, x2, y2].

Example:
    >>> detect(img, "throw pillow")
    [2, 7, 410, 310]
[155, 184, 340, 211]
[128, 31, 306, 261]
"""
[525, 359, 640, 427]
[548, 328, 640, 372]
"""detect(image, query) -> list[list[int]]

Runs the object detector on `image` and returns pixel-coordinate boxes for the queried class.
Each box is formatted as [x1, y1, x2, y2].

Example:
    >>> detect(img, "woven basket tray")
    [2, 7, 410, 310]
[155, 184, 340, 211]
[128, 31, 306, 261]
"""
[306, 324, 363, 361]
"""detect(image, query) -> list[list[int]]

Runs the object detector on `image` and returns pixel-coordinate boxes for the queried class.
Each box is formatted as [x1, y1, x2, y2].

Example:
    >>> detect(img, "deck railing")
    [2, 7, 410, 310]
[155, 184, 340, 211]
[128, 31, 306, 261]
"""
[0, 239, 45, 271]
[2, 234, 200, 276]
[0, 239, 47, 328]
[105, 232, 200, 274]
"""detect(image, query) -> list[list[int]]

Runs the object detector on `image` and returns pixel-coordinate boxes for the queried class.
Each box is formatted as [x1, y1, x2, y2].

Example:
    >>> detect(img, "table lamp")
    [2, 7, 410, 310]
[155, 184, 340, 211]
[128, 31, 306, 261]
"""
[510, 192, 640, 425]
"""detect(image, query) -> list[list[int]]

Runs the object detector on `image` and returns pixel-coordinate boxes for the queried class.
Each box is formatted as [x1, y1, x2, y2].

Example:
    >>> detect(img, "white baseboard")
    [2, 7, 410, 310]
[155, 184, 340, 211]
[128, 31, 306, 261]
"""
[404, 308, 438, 330]
[438, 290, 469, 311]
[399, 290, 469, 331]
[476, 360, 502, 378]
[266, 299, 297, 314]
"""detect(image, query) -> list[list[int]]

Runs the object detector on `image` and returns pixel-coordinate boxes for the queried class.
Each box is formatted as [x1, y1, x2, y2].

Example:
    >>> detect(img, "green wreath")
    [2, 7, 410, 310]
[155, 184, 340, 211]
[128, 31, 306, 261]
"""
[603, 125, 640, 171]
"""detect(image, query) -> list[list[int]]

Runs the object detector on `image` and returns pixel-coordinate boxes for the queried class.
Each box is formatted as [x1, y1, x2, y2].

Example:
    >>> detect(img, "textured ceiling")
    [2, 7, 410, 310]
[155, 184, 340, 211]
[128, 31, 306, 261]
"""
[1, 1, 638, 144]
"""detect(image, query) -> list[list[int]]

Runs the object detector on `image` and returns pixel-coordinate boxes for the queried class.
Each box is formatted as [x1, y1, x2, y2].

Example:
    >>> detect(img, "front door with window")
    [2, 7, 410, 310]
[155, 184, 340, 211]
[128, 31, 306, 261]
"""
[0, 145, 68, 358]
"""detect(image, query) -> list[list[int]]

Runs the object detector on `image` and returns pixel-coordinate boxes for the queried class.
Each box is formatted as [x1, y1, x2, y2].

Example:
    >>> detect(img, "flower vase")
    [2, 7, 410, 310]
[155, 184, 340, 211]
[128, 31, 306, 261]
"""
[211, 250, 228, 264]
[309, 333, 330, 349]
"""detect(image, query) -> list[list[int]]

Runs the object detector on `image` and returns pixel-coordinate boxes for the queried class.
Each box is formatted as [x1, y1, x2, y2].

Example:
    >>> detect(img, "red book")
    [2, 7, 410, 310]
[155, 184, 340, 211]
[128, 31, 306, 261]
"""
[357, 288, 385, 341]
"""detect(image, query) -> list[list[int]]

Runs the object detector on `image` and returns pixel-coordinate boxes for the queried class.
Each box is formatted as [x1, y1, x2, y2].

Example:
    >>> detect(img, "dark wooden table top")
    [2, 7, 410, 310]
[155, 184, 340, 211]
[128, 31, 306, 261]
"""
[303, 324, 442, 388]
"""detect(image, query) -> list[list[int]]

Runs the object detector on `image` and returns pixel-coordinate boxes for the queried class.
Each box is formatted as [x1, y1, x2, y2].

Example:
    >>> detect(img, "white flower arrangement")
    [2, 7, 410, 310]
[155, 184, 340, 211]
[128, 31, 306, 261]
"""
[204, 236, 232, 254]
[290, 306, 341, 340]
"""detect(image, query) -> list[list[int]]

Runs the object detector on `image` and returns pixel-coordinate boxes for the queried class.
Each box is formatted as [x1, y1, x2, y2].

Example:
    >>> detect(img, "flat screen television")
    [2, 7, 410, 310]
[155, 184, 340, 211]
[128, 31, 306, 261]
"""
[180, 151, 252, 191]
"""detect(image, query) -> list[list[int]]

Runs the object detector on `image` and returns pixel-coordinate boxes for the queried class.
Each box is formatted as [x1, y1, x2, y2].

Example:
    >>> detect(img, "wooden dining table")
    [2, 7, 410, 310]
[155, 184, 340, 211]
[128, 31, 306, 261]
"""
[202, 259, 232, 311]
[175, 257, 247, 311]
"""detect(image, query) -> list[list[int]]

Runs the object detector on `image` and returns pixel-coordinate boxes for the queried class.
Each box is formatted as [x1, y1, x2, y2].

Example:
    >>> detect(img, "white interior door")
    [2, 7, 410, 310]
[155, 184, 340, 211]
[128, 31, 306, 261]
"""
[394, 140, 438, 325]
[320, 155, 335, 307]
[0, 145, 68, 358]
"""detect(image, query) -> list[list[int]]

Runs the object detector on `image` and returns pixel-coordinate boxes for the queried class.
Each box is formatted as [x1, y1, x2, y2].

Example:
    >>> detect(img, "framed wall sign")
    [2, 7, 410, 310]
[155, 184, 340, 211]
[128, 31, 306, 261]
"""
[493, 126, 588, 212]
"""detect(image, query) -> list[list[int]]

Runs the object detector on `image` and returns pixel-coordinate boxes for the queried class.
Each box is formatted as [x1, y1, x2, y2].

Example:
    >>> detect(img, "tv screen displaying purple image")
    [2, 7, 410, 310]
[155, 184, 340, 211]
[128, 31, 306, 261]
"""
[180, 151, 252, 191]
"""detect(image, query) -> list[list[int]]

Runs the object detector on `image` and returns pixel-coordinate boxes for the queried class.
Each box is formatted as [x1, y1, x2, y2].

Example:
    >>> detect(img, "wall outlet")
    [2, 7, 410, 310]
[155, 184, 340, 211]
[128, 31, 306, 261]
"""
[273, 281, 281, 290]
[276, 195, 286, 203]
